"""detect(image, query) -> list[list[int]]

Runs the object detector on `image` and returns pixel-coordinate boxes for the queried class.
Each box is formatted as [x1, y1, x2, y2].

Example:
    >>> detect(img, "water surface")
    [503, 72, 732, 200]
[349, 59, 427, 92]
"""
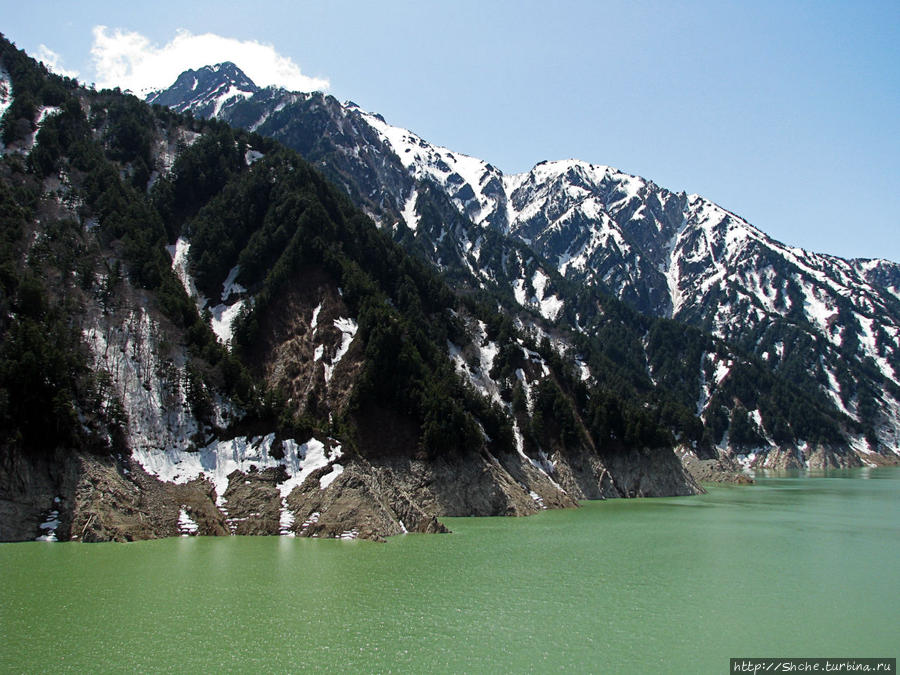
[2, 468, 897, 672]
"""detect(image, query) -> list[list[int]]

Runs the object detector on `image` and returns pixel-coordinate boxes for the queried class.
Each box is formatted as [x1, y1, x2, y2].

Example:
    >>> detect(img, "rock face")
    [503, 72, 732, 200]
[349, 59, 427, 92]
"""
[0, 446, 227, 543]
[149, 63, 900, 468]
[3, 444, 702, 544]
[677, 447, 753, 485]
[0, 447, 80, 542]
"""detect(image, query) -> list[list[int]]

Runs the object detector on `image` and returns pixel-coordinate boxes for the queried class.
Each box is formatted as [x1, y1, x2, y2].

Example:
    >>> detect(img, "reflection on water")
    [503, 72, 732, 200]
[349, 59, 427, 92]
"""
[1, 467, 897, 673]
[754, 466, 885, 479]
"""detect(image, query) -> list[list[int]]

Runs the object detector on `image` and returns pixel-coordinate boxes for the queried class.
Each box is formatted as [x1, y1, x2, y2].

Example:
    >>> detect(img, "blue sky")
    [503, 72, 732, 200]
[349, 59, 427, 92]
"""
[2, 0, 898, 262]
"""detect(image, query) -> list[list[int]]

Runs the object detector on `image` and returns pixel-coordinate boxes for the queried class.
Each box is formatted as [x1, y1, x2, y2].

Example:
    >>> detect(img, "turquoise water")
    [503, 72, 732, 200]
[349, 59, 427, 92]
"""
[1, 468, 897, 673]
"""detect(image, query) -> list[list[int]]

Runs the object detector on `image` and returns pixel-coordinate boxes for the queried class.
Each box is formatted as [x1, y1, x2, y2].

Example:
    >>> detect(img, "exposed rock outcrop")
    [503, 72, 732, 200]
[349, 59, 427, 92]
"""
[677, 447, 753, 485]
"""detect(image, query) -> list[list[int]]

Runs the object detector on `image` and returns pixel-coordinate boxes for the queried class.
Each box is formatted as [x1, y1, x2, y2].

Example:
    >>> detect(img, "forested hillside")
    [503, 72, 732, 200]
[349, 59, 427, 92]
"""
[0, 36, 705, 543]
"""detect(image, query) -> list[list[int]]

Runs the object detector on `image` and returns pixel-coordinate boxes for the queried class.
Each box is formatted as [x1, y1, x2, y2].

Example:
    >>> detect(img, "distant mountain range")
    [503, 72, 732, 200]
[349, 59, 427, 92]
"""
[149, 63, 900, 467]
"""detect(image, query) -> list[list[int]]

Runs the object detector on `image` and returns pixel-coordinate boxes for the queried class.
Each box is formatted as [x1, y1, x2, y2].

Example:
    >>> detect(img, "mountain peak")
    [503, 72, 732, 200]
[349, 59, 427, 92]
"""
[147, 62, 259, 115]
[204, 62, 255, 83]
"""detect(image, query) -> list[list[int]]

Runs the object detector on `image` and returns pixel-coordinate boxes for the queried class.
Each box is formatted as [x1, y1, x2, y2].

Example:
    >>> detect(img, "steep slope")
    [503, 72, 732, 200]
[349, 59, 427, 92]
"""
[496, 161, 900, 459]
[0, 38, 700, 543]
[150, 63, 899, 467]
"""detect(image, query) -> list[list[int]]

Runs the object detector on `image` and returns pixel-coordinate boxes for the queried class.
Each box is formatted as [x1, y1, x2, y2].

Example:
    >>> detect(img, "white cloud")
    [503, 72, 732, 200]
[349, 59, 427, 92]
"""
[90, 26, 329, 94]
[37, 45, 80, 79]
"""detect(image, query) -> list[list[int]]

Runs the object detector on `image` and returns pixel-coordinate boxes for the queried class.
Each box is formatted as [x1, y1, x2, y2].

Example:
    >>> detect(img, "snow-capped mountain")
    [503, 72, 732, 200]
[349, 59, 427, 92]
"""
[149, 63, 900, 466]
[3, 39, 714, 543]
[484, 158, 900, 455]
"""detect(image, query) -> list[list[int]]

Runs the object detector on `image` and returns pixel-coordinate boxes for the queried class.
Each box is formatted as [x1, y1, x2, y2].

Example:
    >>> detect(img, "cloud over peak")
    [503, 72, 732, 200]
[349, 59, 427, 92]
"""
[90, 26, 329, 93]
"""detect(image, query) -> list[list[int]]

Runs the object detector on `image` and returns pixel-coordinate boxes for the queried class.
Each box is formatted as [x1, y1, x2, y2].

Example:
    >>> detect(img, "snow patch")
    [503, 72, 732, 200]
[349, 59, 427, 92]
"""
[249, 109, 271, 132]
[857, 314, 896, 381]
[323, 317, 358, 383]
[319, 463, 344, 489]
[211, 84, 253, 117]
[300, 511, 320, 534]
[515, 369, 534, 414]
[576, 359, 591, 382]
[539, 295, 564, 322]
[532, 269, 550, 299]
[0, 65, 11, 153]
[401, 188, 419, 232]
[221, 265, 246, 302]
[661, 218, 689, 315]
[279, 498, 296, 536]
[446, 321, 503, 405]
[696, 355, 711, 415]
[332, 318, 357, 363]
[132, 434, 343, 507]
[513, 278, 527, 306]
[714, 359, 731, 385]
[30, 106, 61, 148]
[823, 364, 854, 419]
[208, 300, 245, 345]
[512, 420, 565, 493]
[166, 237, 202, 305]
[848, 434, 876, 462]
[529, 269, 564, 321]
[803, 286, 838, 335]
[178, 508, 199, 536]
[35, 499, 61, 542]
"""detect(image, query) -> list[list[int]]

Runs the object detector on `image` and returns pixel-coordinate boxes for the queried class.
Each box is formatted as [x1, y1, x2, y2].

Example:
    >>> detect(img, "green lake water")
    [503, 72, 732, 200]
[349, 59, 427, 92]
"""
[2, 468, 898, 673]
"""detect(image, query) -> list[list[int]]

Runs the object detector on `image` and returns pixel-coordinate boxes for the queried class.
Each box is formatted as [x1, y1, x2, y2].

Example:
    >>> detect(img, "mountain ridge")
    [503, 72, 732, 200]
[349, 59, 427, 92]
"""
[147, 61, 900, 467]
[151, 63, 899, 266]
